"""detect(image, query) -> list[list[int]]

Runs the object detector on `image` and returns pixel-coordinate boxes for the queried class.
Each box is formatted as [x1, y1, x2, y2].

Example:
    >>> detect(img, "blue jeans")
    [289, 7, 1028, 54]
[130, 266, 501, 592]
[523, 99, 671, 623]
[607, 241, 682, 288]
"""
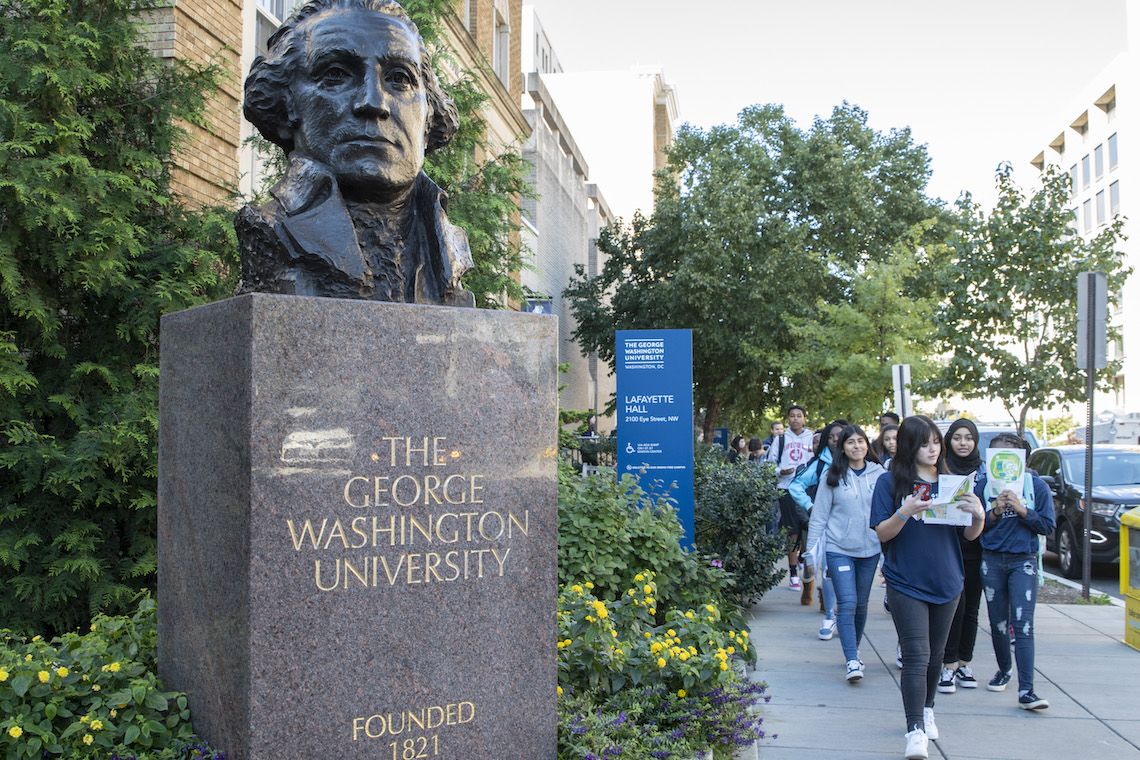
[826, 552, 880, 662]
[820, 554, 837, 619]
[981, 551, 1038, 692]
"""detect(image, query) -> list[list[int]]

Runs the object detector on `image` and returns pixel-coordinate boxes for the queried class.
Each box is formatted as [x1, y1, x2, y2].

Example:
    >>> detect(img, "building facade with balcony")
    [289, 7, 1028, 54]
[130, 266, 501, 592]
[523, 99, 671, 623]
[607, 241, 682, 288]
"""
[1027, 8, 1138, 412]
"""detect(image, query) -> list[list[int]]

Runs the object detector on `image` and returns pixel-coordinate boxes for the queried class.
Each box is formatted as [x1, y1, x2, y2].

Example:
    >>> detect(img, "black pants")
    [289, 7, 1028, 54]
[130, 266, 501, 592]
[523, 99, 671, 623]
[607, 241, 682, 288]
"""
[887, 586, 959, 733]
[943, 549, 982, 665]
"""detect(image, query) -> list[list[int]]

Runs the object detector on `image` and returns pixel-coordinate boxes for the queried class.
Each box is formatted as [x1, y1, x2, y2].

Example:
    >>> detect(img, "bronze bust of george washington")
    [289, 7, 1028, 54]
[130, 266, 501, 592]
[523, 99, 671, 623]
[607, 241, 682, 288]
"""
[237, 0, 474, 306]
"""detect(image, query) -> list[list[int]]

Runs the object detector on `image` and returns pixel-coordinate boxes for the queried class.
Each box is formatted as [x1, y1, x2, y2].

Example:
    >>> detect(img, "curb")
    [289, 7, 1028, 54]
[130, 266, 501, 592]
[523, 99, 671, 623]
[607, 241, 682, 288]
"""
[1042, 569, 1125, 607]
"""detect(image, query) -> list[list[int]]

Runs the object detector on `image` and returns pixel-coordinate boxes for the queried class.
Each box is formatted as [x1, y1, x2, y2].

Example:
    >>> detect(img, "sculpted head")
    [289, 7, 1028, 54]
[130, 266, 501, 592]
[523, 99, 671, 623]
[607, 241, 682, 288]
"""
[244, 0, 459, 200]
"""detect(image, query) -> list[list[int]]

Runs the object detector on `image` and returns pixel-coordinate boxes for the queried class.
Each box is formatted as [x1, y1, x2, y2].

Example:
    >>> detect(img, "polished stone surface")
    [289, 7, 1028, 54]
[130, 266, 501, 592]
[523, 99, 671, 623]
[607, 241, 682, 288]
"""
[159, 293, 558, 759]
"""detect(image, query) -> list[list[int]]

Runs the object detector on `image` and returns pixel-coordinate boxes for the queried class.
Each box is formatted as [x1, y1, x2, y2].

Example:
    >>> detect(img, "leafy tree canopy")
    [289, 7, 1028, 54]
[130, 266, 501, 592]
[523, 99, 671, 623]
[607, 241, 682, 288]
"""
[921, 163, 1131, 432]
[565, 103, 946, 437]
[0, 0, 237, 634]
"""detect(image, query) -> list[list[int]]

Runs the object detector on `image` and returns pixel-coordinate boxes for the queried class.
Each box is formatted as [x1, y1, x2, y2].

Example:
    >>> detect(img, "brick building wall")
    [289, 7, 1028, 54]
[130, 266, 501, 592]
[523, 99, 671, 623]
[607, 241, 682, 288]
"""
[142, 0, 243, 208]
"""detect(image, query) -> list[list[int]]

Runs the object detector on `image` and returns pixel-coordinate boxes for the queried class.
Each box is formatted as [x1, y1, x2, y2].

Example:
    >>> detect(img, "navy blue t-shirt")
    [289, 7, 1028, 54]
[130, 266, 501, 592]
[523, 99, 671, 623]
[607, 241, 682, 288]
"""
[869, 472, 965, 604]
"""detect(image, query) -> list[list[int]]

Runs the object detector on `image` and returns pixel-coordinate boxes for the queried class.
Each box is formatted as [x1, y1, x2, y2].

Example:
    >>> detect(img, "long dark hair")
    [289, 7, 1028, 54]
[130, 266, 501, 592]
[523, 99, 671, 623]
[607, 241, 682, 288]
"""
[943, 419, 981, 475]
[814, 419, 849, 457]
[872, 423, 898, 460]
[826, 424, 879, 487]
[890, 415, 946, 506]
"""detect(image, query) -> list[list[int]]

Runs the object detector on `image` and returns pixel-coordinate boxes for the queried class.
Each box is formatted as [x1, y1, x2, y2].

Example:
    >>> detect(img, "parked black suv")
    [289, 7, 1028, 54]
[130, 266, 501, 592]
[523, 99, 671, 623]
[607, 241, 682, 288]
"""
[1027, 445, 1140, 578]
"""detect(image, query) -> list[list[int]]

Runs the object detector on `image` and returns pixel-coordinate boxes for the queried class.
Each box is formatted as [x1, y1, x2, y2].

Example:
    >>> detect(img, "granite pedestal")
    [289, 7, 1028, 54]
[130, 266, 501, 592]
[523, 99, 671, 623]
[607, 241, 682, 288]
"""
[157, 293, 558, 759]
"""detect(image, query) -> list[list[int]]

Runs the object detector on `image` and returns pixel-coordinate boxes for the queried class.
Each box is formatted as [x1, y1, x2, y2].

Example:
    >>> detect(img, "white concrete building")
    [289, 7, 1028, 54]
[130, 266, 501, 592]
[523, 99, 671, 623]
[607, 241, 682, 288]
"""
[1026, 6, 1140, 414]
[519, 9, 615, 420]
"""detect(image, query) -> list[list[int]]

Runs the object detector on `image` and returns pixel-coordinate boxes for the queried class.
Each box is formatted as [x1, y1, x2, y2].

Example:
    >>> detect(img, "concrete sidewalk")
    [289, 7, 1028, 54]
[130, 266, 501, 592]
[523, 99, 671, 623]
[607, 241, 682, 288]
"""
[740, 575, 1140, 759]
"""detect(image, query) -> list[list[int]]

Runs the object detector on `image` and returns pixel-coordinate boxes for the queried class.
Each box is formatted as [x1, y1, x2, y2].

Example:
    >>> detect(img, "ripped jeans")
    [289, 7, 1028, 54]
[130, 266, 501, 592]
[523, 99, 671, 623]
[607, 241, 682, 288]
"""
[981, 551, 1038, 692]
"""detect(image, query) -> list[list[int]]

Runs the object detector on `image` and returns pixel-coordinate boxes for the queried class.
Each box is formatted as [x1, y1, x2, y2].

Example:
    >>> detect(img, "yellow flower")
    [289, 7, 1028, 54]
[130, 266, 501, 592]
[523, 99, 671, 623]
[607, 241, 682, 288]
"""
[80, 716, 90, 724]
[727, 646, 735, 655]
[677, 689, 687, 698]
[649, 607, 656, 615]
[610, 630, 617, 638]
[92, 685, 101, 691]
[557, 686, 563, 696]
[32, 635, 42, 642]
[108, 662, 121, 673]
[657, 657, 667, 669]
[37, 670, 50, 683]
[678, 651, 689, 661]
[585, 615, 595, 623]
[24, 654, 32, 662]
[643, 585, 653, 595]
[90, 623, 97, 632]
[667, 629, 676, 637]
[720, 661, 729, 671]
[110, 710, 117, 718]
[0, 668, 8, 682]
[685, 611, 695, 620]
[90, 720, 103, 731]
[56, 666, 69, 678]
[644, 632, 652, 639]
[634, 573, 645, 582]
[571, 584, 583, 594]
[706, 604, 716, 613]
[8, 726, 22, 739]
[82, 734, 94, 745]
[585, 581, 594, 589]
[742, 631, 749, 638]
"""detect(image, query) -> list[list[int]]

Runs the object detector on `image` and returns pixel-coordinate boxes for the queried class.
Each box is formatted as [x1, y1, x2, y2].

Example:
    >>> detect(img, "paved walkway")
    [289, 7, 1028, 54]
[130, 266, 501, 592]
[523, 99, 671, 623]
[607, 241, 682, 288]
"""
[739, 574, 1140, 759]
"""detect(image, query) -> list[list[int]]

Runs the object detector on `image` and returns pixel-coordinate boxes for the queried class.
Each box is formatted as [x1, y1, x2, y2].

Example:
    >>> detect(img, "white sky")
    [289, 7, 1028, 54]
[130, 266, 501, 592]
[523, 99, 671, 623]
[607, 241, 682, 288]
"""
[526, 0, 1128, 207]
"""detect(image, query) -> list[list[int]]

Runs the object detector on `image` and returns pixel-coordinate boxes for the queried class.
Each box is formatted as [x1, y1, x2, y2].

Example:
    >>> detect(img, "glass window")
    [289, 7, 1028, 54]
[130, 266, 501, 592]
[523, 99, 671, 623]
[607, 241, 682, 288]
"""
[1110, 181, 1120, 217]
[1081, 154, 1091, 189]
[1108, 133, 1118, 170]
[1095, 144, 1104, 178]
[1063, 450, 1140, 486]
[1029, 450, 1060, 479]
[1069, 164, 1078, 194]
[1083, 199, 1092, 232]
[1096, 190, 1106, 225]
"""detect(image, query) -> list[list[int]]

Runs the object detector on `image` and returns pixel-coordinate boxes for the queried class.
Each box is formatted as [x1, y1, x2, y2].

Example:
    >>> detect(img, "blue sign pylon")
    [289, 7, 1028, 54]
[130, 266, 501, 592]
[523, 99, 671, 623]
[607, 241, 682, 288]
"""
[615, 329, 695, 548]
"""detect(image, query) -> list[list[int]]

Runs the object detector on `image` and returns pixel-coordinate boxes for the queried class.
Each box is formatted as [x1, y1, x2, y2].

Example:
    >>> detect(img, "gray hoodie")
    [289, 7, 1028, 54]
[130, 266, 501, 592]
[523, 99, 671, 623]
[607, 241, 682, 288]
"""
[806, 461, 886, 559]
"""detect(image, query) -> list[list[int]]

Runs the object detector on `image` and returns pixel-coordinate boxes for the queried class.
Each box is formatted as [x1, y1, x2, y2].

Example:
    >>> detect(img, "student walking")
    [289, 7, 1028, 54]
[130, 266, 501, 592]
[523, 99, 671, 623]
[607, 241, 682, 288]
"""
[764, 405, 815, 590]
[938, 419, 985, 693]
[870, 416, 985, 760]
[976, 432, 1056, 711]
[791, 419, 847, 623]
[805, 425, 884, 681]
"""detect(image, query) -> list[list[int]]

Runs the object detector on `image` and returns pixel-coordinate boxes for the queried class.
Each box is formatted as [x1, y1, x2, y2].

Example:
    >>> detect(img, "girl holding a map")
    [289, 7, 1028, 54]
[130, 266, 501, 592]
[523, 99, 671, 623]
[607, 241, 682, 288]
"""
[870, 415, 986, 760]
[974, 432, 1056, 711]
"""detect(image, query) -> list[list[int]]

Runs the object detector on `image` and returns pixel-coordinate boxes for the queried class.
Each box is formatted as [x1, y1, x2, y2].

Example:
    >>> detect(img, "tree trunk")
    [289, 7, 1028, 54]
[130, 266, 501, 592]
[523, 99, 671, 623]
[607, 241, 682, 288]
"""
[702, 397, 721, 443]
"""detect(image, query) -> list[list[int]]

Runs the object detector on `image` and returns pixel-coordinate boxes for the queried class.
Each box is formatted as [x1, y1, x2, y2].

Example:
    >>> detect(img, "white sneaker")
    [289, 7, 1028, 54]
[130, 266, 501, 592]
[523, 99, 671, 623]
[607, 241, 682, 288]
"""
[904, 728, 929, 759]
[789, 575, 802, 591]
[923, 707, 939, 741]
[845, 659, 863, 681]
[818, 617, 836, 640]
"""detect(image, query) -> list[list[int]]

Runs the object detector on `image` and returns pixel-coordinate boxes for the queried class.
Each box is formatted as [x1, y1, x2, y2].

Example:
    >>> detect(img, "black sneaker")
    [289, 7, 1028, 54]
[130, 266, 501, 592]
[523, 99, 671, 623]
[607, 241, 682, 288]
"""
[937, 667, 956, 694]
[954, 665, 978, 688]
[1018, 691, 1049, 710]
[987, 671, 1012, 692]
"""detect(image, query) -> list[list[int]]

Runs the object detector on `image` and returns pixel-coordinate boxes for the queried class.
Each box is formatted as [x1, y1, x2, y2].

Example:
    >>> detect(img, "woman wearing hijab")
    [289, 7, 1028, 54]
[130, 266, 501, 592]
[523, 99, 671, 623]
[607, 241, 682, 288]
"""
[937, 420, 985, 694]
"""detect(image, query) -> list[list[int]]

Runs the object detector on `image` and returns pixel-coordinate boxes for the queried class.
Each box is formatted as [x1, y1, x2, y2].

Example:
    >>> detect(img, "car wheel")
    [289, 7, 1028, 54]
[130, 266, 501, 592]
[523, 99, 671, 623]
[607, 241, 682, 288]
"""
[1057, 522, 1081, 579]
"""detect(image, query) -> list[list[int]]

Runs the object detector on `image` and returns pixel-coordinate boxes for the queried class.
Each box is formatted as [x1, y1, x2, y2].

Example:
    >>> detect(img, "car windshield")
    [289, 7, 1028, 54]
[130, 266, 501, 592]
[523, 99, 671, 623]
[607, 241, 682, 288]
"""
[978, 429, 1039, 454]
[1062, 451, 1140, 486]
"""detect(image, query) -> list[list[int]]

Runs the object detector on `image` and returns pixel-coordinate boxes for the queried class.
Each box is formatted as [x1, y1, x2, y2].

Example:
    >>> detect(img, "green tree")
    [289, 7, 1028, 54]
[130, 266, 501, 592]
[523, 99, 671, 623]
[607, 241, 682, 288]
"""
[0, 0, 237, 634]
[564, 103, 944, 438]
[922, 164, 1130, 433]
[784, 223, 941, 423]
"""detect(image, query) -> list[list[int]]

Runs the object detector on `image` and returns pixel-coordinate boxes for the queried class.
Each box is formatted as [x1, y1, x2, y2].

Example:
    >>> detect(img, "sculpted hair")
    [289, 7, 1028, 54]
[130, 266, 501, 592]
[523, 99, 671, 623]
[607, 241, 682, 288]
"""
[244, 0, 460, 155]
[890, 415, 946, 506]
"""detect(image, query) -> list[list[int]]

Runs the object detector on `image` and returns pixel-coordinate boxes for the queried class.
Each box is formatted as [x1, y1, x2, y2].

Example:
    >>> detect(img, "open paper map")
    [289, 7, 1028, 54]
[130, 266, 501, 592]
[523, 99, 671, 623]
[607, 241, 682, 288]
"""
[921, 473, 974, 526]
